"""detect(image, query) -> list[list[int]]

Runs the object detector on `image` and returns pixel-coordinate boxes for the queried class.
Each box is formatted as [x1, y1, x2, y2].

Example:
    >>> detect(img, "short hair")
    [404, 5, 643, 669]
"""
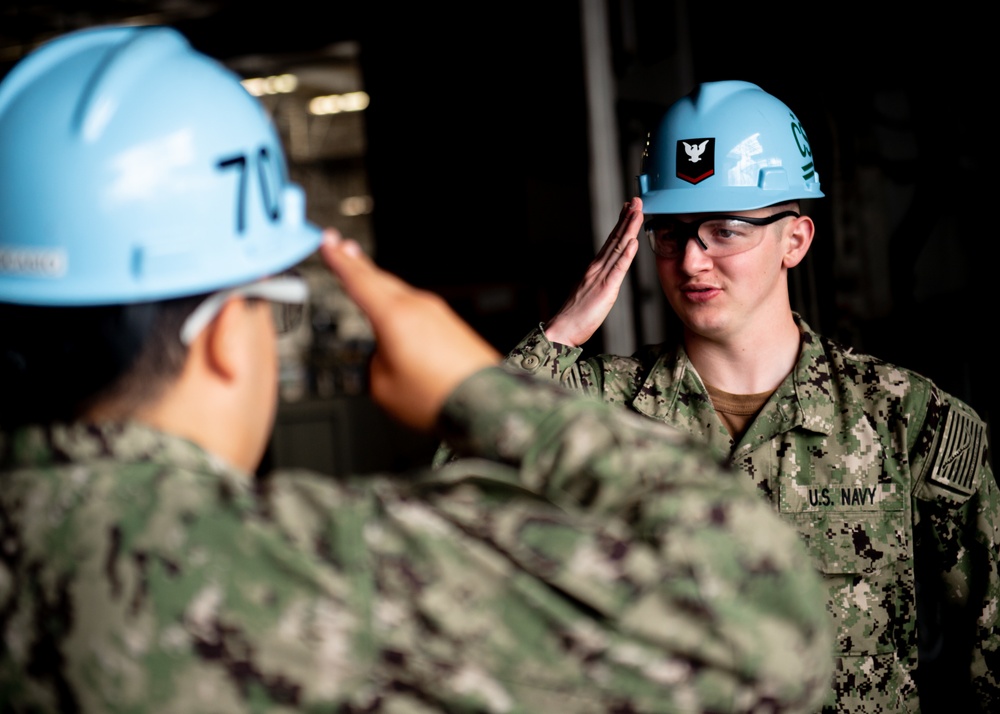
[768, 199, 803, 213]
[0, 293, 208, 429]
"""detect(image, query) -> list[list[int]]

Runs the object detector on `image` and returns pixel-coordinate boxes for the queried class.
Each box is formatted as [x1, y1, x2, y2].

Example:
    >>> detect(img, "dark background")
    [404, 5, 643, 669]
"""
[1, 1, 991, 465]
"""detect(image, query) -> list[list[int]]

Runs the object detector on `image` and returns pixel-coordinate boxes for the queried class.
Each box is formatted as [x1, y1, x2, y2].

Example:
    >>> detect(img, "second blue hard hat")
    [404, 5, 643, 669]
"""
[0, 24, 323, 306]
[638, 80, 825, 214]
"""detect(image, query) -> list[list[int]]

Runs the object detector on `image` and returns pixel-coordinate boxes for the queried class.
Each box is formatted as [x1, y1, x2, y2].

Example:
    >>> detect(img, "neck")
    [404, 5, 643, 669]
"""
[82, 351, 261, 477]
[683, 310, 801, 394]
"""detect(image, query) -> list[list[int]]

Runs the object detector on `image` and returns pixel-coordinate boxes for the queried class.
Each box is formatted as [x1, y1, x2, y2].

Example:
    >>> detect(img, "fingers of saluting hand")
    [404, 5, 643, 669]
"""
[541, 197, 644, 347]
[589, 197, 643, 278]
[319, 228, 409, 323]
[318, 227, 501, 432]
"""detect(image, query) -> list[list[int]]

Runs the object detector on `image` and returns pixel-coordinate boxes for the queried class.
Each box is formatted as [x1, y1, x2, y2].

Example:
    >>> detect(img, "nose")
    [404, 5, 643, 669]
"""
[678, 233, 713, 273]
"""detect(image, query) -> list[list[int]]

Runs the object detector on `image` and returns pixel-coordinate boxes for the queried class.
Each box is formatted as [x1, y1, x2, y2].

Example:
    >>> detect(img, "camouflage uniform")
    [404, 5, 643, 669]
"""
[497, 316, 999, 713]
[0, 367, 833, 713]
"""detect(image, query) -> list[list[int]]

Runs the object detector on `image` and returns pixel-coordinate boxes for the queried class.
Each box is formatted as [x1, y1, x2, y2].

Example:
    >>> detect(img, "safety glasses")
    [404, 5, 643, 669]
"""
[179, 274, 309, 346]
[645, 210, 799, 259]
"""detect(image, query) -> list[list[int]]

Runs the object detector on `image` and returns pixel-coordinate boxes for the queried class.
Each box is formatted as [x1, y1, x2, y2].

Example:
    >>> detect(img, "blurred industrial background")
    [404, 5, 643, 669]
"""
[1, 1, 990, 474]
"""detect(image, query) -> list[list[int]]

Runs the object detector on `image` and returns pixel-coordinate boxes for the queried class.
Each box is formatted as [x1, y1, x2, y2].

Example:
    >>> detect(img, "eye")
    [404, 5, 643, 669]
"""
[653, 231, 674, 248]
[704, 219, 752, 241]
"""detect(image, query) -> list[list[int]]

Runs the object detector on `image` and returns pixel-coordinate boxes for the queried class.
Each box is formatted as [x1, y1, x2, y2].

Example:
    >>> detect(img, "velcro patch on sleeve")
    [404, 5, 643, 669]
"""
[928, 405, 987, 497]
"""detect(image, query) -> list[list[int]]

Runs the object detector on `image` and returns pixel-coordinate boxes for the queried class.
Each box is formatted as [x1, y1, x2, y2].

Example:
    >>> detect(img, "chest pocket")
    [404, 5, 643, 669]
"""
[780, 481, 910, 657]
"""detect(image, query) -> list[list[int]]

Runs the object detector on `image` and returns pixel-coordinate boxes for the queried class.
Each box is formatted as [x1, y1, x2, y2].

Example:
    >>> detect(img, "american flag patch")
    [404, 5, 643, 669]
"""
[929, 406, 986, 496]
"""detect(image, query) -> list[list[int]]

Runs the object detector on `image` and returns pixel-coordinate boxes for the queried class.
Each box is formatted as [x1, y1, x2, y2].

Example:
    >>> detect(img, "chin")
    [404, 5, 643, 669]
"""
[678, 311, 731, 340]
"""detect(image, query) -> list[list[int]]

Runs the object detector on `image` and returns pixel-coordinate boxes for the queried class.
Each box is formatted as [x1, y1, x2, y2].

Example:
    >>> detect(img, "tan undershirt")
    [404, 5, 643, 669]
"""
[705, 383, 774, 442]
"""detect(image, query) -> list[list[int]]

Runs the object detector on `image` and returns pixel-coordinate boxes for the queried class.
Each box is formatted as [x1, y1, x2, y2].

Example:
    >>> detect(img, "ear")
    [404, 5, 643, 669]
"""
[782, 214, 815, 269]
[201, 297, 248, 382]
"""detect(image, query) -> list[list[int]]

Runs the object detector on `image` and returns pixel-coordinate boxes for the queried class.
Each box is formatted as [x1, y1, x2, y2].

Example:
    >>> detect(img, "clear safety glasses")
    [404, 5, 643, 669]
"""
[179, 274, 309, 346]
[645, 210, 800, 259]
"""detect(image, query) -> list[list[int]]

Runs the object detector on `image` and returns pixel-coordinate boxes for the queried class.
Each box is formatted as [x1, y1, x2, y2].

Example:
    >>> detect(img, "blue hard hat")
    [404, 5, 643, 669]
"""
[637, 80, 825, 215]
[0, 25, 323, 305]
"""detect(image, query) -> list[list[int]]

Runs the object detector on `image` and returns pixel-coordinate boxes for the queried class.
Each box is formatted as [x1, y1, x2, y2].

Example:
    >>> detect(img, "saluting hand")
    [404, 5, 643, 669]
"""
[319, 229, 501, 432]
[542, 197, 643, 347]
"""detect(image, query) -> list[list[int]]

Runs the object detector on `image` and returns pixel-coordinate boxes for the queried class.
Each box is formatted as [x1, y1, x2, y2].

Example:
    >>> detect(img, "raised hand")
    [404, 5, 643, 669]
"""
[318, 229, 501, 432]
[542, 197, 643, 347]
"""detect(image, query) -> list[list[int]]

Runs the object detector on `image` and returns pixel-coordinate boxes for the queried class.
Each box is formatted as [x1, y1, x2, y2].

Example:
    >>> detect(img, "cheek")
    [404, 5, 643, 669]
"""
[253, 326, 280, 466]
[261, 331, 279, 399]
[731, 241, 782, 283]
[655, 258, 679, 288]
[251, 313, 279, 410]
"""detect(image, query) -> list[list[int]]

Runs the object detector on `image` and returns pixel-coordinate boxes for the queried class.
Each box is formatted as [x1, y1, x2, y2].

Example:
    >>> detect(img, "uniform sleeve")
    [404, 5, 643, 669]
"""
[911, 388, 1000, 711]
[432, 325, 601, 467]
[504, 323, 606, 395]
[438, 366, 836, 713]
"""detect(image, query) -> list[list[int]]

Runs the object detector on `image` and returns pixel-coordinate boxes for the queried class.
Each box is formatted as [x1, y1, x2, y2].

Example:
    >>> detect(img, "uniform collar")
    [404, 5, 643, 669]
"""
[784, 315, 836, 436]
[630, 314, 835, 440]
[1, 420, 247, 482]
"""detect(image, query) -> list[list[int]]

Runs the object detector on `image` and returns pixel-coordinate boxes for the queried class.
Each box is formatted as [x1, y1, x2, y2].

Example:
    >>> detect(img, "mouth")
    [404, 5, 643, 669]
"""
[680, 284, 720, 302]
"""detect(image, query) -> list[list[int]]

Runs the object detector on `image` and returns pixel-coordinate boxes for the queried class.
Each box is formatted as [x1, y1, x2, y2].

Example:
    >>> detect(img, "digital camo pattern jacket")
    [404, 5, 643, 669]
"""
[502, 316, 999, 714]
[0, 367, 833, 714]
